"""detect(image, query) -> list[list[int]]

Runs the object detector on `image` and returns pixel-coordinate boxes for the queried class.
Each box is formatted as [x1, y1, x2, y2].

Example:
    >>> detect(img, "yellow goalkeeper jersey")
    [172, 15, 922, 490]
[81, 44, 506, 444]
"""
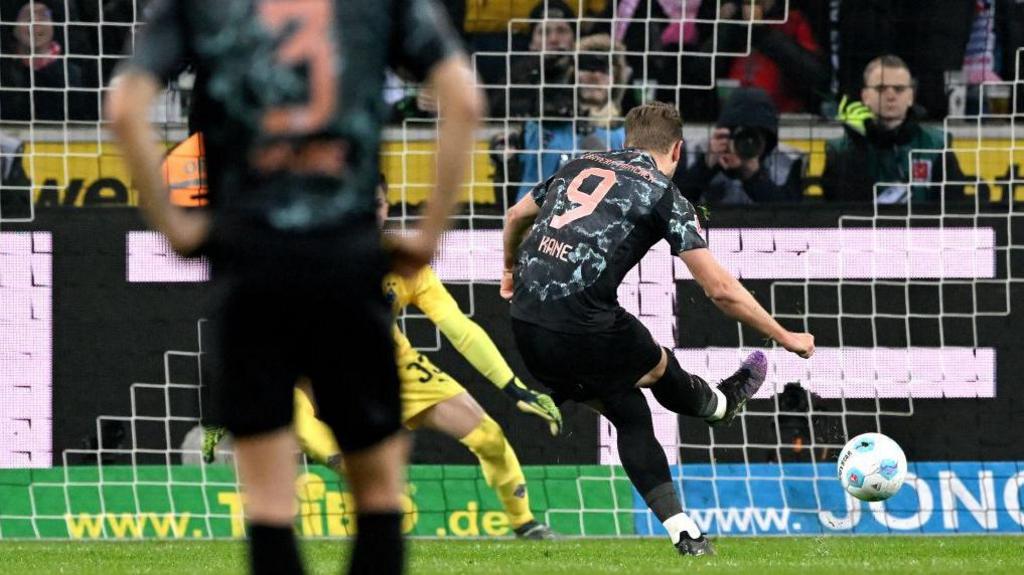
[384, 266, 514, 388]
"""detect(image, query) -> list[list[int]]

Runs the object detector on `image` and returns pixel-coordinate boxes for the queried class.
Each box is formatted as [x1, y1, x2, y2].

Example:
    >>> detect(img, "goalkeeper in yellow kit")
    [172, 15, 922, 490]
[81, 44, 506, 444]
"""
[183, 146, 563, 537]
[293, 177, 562, 539]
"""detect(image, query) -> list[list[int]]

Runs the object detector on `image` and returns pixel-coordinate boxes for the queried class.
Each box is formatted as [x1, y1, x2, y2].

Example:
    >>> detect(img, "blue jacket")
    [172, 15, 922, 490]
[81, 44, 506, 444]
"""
[516, 120, 626, 200]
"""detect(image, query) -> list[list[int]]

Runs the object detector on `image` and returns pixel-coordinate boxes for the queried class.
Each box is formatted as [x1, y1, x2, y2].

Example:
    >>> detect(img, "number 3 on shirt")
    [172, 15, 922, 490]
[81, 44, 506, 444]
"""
[549, 168, 618, 230]
[258, 0, 337, 136]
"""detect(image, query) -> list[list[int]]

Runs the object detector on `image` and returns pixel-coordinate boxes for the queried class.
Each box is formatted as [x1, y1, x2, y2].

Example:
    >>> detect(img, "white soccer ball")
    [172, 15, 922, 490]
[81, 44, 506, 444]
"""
[836, 432, 908, 502]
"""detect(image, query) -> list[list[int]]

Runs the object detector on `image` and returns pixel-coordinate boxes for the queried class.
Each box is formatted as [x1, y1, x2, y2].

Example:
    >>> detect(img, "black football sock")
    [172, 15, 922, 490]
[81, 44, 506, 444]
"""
[348, 511, 404, 575]
[198, 319, 225, 428]
[248, 523, 304, 575]
[643, 482, 685, 523]
[600, 389, 673, 497]
[650, 348, 717, 418]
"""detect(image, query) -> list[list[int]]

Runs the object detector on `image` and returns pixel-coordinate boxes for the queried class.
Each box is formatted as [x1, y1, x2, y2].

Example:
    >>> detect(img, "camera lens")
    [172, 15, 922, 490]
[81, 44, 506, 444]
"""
[541, 55, 574, 118]
[730, 127, 765, 160]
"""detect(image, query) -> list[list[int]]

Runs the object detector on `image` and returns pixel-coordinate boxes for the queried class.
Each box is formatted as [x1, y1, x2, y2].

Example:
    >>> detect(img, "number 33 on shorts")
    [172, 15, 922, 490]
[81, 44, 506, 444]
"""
[404, 354, 449, 384]
[398, 354, 466, 424]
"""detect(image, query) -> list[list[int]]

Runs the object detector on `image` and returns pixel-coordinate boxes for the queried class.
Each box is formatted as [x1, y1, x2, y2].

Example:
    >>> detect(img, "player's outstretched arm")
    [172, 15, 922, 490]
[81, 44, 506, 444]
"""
[390, 56, 483, 277]
[436, 314, 563, 435]
[500, 377, 563, 436]
[414, 269, 563, 435]
[107, 72, 209, 256]
[501, 192, 541, 299]
[680, 248, 815, 358]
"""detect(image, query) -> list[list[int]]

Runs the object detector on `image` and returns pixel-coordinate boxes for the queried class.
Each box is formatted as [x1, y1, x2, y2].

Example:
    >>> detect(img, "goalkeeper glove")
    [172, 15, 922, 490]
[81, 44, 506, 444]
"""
[836, 96, 874, 136]
[502, 377, 563, 436]
[201, 425, 226, 464]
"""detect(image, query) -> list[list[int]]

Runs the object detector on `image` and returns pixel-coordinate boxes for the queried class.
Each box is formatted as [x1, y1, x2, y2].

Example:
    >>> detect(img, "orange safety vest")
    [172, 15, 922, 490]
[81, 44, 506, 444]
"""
[162, 132, 208, 207]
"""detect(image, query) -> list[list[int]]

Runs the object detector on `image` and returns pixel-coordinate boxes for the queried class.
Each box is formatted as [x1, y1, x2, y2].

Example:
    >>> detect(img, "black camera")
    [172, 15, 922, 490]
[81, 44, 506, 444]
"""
[729, 126, 766, 160]
[540, 54, 574, 118]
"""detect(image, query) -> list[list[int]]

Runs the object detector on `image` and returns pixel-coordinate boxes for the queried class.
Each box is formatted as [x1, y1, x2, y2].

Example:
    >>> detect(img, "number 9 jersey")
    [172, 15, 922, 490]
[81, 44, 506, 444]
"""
[510, 149, 707, 334]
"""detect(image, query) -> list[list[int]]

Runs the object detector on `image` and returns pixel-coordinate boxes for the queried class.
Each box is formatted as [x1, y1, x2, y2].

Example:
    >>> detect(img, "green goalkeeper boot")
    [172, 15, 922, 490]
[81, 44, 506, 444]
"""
[201, 426, 227, 464]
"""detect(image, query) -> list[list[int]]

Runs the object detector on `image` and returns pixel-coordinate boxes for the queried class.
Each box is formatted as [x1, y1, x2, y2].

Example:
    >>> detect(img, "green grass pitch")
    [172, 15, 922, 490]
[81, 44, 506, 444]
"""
[1, 536, 1021, 574]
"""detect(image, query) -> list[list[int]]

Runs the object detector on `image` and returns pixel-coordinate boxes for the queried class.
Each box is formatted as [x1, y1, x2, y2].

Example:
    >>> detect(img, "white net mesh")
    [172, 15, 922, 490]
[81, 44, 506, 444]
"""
[0, 0, 1022, 539]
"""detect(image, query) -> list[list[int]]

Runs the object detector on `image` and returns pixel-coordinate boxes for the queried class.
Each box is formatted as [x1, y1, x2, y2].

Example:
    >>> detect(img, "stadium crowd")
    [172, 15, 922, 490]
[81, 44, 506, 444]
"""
[1, 0, 1022, 212]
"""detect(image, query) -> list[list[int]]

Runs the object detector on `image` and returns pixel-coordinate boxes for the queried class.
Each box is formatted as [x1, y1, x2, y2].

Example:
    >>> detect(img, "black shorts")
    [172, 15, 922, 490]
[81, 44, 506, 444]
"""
[511, 310, 662, 404]
[203, 219, 401, 452]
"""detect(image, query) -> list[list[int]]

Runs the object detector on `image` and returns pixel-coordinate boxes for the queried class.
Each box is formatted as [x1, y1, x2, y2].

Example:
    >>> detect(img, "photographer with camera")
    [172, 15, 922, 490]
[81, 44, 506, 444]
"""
[673, 88, 805, 205]
[487, 0, 578, 120]
[511, 33, 630, 201]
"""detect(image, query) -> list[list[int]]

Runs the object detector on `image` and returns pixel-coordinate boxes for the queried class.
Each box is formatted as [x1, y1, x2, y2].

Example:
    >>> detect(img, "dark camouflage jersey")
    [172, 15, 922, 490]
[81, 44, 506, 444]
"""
[128, 0, 461, 233]
[511, 149, 707, 333]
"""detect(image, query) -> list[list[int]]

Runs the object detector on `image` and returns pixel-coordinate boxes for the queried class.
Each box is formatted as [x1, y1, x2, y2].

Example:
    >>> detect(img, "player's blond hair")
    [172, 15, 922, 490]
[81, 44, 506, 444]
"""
[624, 101, 682, 154]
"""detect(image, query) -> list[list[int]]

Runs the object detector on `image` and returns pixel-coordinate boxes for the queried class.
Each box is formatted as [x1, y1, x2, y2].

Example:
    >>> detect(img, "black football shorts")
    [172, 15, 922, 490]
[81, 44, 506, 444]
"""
[512, 309, 662, 404]
[203, 219, 401, 452]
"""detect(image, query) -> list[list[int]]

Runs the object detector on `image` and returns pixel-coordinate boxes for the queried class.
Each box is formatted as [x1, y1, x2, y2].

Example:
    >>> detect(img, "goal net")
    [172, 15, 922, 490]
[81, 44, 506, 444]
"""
[1, 0, 1022, 540]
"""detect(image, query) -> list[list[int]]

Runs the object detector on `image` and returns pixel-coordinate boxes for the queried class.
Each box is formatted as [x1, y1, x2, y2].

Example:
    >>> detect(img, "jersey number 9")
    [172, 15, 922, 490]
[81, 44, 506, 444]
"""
[549, 167, 618, 230]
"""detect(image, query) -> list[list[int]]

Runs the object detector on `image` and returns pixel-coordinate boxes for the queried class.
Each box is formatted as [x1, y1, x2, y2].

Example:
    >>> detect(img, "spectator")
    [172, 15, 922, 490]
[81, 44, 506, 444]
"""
[491, 0, 578, 119]
[673, 88, 804, 205]
[469, 0, 611, 120]
[514, 33, 629, 200]
[575, 34, 631, 121]
[0, 1, 96, 122]
[718, 0, 829, 114]
[612, 0, 686, 116]
[822, 55, 964, 204]
[960, 0, 1004, 85]
[954, 0, 1023, 114]
[837, 0, 1023, 119]
[527, 1, 577, 52]
[615, 0, 701, 51]
[606, 0, 704, 117]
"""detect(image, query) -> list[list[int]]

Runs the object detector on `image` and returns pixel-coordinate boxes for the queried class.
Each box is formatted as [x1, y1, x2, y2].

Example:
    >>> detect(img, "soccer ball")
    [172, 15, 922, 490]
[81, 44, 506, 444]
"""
[837, 432, 908, 502]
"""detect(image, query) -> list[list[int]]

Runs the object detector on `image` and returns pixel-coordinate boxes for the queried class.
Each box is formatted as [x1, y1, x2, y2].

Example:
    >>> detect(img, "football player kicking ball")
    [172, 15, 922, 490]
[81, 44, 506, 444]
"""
[292, 177, 562, 539]
[501, 102, 815, 556]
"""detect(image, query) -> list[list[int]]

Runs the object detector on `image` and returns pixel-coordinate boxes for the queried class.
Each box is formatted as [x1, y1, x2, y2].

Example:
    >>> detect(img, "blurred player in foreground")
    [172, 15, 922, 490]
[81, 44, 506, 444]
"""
[292, 177, 562, 539]
[107, 0, 481, 573]
[502, 102, 814, 556]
